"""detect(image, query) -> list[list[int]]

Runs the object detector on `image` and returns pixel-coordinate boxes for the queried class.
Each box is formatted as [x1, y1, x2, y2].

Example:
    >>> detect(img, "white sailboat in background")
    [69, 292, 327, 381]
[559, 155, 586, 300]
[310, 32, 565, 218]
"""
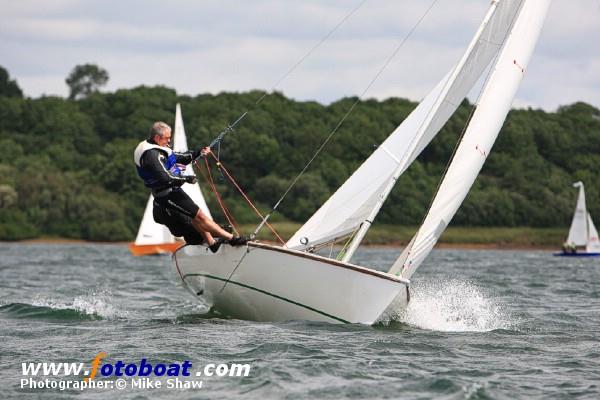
[554, 182, 600, 257]
[173, 0, 551, 323]
[129, 104, 211, 256]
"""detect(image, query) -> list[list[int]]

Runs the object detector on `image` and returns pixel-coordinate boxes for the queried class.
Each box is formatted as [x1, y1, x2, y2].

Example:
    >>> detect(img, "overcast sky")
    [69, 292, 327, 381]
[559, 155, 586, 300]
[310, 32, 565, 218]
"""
[1, 0, 598, 111]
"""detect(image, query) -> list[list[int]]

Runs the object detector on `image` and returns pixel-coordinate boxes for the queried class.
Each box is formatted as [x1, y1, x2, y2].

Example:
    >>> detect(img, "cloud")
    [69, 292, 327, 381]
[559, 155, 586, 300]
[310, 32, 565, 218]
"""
[1, 0, 598, 111]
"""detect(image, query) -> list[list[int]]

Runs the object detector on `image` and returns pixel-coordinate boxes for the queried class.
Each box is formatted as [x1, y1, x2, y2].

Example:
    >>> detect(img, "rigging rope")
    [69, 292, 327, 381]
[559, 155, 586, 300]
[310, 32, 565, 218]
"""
[200, 0, 370, 155]
[252, 0, 441, 238]
[199, 154, 287, 246]
[194, 159, 240, 236]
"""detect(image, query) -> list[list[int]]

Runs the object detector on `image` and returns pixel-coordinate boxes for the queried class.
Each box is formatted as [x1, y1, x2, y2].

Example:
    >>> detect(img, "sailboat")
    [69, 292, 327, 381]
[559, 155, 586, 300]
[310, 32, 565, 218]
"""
[172, 0, 551, 323]
[129, 104, 212, 256]
[554, 182, 600, 257]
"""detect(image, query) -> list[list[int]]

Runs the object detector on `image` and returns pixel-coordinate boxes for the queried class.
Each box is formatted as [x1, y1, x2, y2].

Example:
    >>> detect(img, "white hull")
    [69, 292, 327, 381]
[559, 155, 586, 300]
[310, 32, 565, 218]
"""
[173, 243, 409, 324]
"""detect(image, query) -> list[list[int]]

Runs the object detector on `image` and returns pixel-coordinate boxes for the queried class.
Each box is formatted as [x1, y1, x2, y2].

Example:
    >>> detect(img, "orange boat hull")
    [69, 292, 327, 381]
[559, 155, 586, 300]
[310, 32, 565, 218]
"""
[128, 242, 183, 256]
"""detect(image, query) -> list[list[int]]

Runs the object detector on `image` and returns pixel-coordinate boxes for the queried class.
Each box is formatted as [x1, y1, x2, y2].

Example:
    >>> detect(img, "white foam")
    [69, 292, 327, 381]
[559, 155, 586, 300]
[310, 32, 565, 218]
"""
[32, 290, 125, 319]
[382, 278, 514, 332]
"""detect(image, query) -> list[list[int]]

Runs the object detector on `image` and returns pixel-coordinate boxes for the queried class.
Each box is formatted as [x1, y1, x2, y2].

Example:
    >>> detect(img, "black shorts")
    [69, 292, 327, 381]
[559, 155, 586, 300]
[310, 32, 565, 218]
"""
[153, 189, 204, 245]
[154, 188, 199, 219]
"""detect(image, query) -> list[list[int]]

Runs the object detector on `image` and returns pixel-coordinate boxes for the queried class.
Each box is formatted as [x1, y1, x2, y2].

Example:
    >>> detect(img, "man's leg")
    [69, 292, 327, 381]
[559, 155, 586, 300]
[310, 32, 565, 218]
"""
[191, 210, 233, 242]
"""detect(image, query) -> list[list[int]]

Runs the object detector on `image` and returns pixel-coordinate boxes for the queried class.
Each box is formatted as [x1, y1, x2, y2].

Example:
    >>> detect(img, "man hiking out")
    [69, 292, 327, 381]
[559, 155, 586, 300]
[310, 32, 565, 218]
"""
[134, 121, 247, 252]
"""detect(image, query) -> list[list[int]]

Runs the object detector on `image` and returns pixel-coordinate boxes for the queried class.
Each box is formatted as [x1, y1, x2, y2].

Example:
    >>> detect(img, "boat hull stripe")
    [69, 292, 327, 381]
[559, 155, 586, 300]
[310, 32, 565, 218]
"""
[182, 273, 350, 323]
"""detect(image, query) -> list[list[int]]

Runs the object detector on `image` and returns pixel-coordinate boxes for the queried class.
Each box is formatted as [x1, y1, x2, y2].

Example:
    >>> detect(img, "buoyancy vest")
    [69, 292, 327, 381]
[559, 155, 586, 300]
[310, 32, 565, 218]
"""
[133, 140, 182, 188]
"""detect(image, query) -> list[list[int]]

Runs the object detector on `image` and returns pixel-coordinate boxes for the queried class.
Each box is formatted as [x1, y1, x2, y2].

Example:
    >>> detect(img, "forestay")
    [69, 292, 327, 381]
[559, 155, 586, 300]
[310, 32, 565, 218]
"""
[390, 0, 551, 280]
[287, 0, 524, 256]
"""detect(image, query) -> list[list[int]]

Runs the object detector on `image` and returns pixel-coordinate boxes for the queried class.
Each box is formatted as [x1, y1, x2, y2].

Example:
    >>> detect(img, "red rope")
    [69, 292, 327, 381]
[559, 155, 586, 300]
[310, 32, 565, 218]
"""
[193, 159, 239, 236]
[209, 153, 287, 246]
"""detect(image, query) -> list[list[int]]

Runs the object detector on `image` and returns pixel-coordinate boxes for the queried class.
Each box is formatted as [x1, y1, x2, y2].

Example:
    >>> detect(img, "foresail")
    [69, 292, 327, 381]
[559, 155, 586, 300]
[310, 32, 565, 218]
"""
[134, 195, 175, 245]
[174, 103, 212, 219]
[390, 0, 551, 279]
[287, 0, 524, 252]
[287, 75, 449, 249]
[567, 182, 587, 246]
[586, 213, 600, 253]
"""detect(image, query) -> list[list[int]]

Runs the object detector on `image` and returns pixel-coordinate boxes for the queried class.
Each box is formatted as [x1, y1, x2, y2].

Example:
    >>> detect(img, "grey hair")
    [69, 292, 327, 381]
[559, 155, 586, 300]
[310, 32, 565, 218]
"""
[149, 121, 171, 140]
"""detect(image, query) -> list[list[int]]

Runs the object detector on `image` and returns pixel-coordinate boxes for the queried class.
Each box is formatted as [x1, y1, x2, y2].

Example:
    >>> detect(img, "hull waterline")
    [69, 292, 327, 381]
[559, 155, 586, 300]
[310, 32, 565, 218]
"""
[553, 252, 600, 257]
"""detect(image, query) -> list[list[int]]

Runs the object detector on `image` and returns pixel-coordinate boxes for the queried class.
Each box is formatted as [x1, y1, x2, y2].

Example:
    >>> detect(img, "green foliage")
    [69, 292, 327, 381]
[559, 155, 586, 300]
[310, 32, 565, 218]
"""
[0, 66, 23, 98]
[66, 64, 109, 100]
[0, 63, 598, 241]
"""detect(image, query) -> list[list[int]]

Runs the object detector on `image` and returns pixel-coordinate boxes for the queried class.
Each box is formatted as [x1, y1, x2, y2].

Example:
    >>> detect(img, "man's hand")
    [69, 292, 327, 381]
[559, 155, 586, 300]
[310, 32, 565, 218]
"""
[200, 147, 212, 158]
[184, 175, 197, 184]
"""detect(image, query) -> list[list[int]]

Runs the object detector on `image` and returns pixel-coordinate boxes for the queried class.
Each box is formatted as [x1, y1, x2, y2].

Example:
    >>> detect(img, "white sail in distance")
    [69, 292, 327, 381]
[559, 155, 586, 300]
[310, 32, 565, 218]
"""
[586, 213, 600, 253]
[567, 181, 587, 246]
[390, 0, 552, 279]
[134, 195, 175, 246]
[287, 0, 524, 254]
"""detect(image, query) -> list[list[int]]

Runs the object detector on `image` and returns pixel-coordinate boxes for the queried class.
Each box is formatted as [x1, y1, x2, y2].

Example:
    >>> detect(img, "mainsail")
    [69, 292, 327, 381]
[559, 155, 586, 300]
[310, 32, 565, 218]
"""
[567, 181, 587, 246]
[287, 0, 524, 259]
[390, 0, 551, 279]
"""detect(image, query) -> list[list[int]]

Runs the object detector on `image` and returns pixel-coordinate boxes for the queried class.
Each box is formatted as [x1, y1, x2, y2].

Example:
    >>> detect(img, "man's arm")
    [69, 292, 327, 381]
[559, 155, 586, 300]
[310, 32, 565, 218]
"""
[174, 147, 211, 165]
[174, 151, 196, 165]
[140, 149, 190, 187]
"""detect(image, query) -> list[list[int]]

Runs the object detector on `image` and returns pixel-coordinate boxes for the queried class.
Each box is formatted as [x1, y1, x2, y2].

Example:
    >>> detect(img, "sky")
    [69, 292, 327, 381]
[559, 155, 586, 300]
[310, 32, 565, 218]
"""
[1, 0, 599, 111]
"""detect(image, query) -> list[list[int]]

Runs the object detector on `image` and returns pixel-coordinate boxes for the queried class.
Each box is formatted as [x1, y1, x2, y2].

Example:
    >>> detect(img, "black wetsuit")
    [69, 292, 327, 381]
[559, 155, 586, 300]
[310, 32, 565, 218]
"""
[136, 141, 205, 244]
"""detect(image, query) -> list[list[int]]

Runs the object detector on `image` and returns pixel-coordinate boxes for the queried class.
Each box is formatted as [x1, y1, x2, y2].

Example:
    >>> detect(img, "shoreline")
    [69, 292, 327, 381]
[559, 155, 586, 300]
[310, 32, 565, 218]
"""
[9, 238, 557, 251]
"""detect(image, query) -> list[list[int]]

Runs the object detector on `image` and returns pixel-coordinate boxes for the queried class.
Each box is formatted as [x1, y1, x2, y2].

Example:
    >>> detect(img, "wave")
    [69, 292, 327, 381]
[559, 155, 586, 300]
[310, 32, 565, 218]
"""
[0, 291, 126, 321]
[380, 278, 516, 332]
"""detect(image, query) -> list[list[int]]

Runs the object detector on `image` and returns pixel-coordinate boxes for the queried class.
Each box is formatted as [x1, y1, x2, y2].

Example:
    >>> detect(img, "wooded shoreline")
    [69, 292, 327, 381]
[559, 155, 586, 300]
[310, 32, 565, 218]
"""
[10, 225, 565, 250]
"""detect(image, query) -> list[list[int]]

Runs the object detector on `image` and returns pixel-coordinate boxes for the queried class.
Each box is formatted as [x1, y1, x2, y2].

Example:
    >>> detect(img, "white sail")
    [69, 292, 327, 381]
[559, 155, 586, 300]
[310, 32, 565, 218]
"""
[390, 0, 551, 279]
[586, 213, 600, 253]
[174, 103, 212, 219]
[134, 196, 175, 245]
[287, 0, 524, 253]
[567, 181, 587, 246]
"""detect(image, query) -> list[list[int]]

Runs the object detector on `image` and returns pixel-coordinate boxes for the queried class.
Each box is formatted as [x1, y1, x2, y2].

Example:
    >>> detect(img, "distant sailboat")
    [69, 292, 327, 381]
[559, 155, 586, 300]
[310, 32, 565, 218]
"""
[173, 0, 551, 323]
[554, 182, 600, 257]
[129, 104, 212, 256]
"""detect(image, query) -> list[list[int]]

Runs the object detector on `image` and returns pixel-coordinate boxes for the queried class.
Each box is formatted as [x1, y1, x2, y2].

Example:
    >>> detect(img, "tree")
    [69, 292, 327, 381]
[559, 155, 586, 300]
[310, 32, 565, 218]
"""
[65, 63, 109, 100]
[0, 66, 23, 98]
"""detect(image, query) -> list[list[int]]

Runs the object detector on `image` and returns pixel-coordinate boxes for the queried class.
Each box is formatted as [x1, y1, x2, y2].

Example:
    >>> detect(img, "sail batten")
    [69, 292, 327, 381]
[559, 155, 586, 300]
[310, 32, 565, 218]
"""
[288, 0, 524, 257]
[391, 0, 552, 279]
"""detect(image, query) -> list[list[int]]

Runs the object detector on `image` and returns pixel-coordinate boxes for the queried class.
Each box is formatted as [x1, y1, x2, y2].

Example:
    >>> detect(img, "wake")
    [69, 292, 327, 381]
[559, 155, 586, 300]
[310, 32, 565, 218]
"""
[381, 278, 515, 332]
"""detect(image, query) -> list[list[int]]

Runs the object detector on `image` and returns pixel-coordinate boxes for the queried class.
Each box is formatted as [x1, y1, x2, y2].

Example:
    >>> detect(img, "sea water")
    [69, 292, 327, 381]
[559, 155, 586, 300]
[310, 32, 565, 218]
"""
[0, 243, 598, 399]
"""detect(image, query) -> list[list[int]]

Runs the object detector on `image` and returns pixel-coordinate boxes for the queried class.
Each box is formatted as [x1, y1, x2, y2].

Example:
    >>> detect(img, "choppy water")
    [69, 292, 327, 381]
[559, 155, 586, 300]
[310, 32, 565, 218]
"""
[1, 243, 599, 399]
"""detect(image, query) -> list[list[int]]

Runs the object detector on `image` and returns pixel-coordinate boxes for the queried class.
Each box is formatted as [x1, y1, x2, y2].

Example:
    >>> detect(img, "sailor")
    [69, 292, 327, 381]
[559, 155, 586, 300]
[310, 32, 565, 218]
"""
[562, 241, 576, 254]
[134, 121, 247, 252]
